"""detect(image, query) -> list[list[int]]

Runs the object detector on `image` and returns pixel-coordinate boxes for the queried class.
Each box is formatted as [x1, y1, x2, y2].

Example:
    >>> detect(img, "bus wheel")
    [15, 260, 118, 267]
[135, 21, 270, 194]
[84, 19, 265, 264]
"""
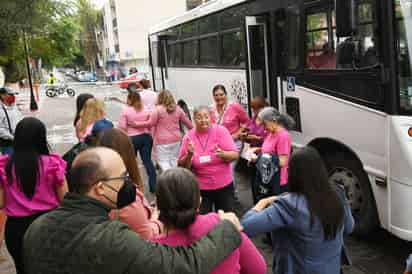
[324, 153, 379, 235]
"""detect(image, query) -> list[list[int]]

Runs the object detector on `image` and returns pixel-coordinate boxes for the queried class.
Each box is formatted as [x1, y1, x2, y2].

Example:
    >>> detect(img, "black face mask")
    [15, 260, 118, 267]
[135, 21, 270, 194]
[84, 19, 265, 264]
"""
[103, 177, 136, 209]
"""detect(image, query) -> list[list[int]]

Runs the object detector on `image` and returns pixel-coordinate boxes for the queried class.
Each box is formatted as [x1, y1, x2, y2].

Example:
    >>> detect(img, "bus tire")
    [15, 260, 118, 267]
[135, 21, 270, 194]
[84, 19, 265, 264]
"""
[323, 153, 379, 235]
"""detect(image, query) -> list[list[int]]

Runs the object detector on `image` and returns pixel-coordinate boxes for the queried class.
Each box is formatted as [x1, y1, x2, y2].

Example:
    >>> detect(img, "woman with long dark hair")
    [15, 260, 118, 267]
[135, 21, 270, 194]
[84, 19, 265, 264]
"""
[152, 167, 266, 274]
[0, 117, 68, 274]
[97, 129, 162, 239]
[241, 146, 354, 274]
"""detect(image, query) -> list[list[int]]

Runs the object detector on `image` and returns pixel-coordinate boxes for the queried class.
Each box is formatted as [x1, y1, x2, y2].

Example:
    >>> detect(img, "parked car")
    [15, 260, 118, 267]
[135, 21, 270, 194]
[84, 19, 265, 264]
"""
[77, 71, 97, 82]
[119, 72, 149, 90]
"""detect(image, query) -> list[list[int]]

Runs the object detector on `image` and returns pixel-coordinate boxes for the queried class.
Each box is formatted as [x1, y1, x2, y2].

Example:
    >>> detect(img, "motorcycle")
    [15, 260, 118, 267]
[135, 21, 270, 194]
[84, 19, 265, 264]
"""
[45, 82, 75, 97]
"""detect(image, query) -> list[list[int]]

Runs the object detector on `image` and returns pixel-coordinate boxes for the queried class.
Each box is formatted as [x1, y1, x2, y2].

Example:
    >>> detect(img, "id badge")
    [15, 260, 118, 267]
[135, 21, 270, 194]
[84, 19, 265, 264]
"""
[199, 155, 212, 164]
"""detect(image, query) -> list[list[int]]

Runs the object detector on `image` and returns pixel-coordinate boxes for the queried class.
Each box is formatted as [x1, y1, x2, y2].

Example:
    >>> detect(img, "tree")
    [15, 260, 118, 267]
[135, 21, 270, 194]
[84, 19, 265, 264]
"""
[0, 0, 78, 82]
[77, 0, 101, 71]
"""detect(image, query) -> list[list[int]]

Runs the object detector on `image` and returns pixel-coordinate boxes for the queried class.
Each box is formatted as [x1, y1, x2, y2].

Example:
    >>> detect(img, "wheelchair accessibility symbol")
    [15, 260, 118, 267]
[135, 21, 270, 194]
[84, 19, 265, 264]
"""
[287, 77, 295, 92]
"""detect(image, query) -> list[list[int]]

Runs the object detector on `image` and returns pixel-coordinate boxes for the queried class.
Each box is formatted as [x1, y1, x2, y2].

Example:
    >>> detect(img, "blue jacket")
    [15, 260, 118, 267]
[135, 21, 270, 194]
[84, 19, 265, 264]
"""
[241, 188, 354, 274]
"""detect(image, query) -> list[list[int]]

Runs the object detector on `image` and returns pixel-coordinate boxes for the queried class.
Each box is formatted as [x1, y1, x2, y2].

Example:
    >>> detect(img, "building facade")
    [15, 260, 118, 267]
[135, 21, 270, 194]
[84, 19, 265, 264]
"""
[101, 0, 186, 74]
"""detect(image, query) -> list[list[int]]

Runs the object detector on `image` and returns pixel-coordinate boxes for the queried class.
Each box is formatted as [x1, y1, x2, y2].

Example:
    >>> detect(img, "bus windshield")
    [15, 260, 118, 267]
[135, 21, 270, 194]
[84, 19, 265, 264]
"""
[396, 0, 412, 114]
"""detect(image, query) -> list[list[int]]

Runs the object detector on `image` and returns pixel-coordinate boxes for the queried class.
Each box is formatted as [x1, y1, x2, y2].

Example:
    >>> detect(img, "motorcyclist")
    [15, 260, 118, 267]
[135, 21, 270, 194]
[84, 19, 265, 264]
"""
[47, 73, 57, 85]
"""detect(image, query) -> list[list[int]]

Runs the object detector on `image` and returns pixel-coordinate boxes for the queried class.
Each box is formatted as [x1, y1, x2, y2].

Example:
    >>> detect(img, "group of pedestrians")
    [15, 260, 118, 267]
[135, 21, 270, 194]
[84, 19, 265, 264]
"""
[0, 80, 364, 274]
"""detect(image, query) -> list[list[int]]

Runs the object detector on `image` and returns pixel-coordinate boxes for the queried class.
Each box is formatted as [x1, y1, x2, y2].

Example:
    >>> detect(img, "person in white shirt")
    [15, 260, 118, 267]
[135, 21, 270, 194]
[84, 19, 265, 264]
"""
[0, 87, 22, 154]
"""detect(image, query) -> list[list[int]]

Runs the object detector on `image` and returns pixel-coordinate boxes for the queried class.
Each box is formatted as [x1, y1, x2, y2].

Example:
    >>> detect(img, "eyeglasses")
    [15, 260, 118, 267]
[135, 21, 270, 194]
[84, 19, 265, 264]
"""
[101, 174, 132, 186]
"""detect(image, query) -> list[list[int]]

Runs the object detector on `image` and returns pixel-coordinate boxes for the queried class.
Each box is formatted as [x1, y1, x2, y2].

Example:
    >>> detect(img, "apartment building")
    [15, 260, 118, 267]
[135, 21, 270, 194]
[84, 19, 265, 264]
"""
[101, 0, 186, 74]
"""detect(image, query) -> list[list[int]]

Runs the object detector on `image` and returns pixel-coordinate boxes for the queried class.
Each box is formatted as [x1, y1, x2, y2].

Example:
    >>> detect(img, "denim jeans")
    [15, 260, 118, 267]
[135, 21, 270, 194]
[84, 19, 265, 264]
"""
[131, 133, 157, 193]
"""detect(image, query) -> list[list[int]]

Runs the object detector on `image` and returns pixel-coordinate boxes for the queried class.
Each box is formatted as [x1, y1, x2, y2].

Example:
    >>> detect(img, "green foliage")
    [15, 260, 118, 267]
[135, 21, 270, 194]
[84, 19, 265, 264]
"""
[0, 0, 101, 81]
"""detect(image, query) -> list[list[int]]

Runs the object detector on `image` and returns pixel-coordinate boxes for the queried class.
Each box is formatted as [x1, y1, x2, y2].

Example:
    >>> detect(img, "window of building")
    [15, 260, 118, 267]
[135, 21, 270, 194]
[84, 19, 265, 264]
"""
[199, 36, 218, 65]
[182, 40, 198, 65]
[221, 31, 245, 67]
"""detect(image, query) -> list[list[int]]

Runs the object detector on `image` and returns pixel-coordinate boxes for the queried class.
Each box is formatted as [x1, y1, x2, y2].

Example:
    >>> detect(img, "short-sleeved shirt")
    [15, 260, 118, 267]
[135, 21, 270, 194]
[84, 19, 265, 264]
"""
[246, 115, 267, 147]
[261, 129, 291, 185]
[210, 102, 250, 135]
[179, 125, 237, 190]
[0, 154, 66, 217]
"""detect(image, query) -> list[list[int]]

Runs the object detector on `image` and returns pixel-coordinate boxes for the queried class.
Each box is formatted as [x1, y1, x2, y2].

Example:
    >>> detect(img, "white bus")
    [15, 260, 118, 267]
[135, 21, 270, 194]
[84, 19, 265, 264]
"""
[148, 0, 412, 240]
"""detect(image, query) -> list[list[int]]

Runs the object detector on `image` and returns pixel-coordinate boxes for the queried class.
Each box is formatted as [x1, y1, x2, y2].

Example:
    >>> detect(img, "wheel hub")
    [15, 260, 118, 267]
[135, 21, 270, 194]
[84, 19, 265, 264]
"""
[329, 167, 363, 213]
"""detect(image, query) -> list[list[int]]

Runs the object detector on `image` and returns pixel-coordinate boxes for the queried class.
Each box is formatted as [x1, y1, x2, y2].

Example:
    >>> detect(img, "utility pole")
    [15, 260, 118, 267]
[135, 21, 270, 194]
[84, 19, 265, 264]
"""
[23, 31, 38, 111]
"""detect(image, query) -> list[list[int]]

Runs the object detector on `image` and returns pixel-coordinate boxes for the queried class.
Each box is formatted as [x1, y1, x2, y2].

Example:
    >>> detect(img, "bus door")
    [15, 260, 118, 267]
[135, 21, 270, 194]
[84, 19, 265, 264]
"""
[245, 16, 272, 105]
[149, 35, 167, 91]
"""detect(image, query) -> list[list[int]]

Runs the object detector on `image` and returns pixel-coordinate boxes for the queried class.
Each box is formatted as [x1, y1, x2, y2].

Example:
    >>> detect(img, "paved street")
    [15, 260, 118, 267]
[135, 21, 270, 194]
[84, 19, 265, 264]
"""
[0, 81, 410, 274]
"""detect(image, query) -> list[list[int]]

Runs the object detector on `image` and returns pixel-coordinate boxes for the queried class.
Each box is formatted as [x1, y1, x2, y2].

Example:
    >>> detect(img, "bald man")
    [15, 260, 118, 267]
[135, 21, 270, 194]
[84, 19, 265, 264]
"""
[23, 147, 242, 274]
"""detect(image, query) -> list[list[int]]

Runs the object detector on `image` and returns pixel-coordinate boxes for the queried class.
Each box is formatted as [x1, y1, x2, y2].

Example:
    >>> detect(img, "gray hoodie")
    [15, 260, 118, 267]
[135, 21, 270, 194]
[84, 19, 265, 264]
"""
[0, 102, 22, 140]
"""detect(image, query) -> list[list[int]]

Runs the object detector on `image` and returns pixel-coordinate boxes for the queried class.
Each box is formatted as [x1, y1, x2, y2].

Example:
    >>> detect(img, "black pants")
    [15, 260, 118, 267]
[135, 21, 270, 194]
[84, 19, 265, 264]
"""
[200, 183, 235, 214]
[5, 212, 46, 274]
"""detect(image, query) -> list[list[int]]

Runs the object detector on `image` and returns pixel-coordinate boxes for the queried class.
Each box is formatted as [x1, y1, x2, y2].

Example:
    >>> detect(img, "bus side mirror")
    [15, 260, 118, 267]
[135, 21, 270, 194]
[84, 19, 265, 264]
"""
[335, 0, 357, 37]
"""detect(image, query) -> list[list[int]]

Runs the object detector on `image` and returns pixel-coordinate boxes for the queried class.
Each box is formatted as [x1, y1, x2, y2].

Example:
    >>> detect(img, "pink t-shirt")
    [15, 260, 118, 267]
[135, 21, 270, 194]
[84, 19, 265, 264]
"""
[75, 119, 93, 142]
[210, 102, 250, 135]
[261, 129, 292, 185]
[118, 106, 151, 136]
[109, 190, 162, 240]
[139, 89, 158, 111]
[179, 125, 237, 190]
[152, 213, 266, 274]
[132, 105, 193, 145]
[0, 154, 66, 217]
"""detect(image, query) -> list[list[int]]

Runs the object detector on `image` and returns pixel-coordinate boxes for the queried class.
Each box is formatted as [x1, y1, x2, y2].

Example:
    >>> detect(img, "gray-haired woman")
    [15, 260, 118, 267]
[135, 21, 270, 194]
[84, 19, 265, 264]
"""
[252, 107, 294, 194]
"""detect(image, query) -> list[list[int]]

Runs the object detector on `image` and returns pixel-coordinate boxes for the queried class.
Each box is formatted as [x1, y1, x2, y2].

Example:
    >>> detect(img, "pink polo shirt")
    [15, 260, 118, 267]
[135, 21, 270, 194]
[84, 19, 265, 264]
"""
[152, 213, 266, 274]
[118, 106, 151, 136]
[0, 154, 66, 217]
[179, 125, 237, 190]
[261, 128, 292, 185]
[210, 102, 250, 135]
[139, 89, 157, 111]
[109, 190, 162, 240]
[131, 105, 193, 145]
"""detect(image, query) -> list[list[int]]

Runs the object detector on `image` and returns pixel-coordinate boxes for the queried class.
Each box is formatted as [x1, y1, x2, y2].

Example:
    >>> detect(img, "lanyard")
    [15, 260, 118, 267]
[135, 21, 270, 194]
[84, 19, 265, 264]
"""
[195, 131, 211, 153]
[215, 104, 227, 125]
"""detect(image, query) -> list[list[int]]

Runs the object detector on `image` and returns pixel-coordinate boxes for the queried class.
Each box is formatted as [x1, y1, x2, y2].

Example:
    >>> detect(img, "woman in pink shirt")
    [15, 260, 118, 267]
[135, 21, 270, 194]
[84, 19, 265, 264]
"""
[152, 168, 266, 274]
[0, 117, 68, 274]
[210, 85, 249, 196]
[254, 107, 294, 194]
[75, 98, 105, 142]
[97, 129, 162, 240]
[118, 91, 157, 193]
[178, 106, 238, 213]
[130, 90, 193, 172]
[139, 79, 158, 111]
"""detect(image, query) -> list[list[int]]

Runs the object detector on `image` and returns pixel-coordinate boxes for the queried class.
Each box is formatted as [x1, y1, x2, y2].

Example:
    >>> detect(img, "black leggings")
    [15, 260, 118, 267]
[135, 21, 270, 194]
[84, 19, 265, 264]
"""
[5, 212, 47, 274]
[200, 183, 235, 214]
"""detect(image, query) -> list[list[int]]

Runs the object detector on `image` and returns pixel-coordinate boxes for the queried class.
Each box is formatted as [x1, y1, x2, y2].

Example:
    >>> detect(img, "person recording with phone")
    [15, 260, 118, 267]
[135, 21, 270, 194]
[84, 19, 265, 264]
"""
[178, 106, 238, 213]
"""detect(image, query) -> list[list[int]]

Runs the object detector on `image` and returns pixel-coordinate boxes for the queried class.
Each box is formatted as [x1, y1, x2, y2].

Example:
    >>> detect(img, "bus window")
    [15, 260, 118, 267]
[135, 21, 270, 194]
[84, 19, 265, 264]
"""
[395, 0, 412, 113]
[221, 31, 245, 67]
[182, 40, 198, 65]
[306, 11, 336, 69]
[199, 36, 218, 65]
[305, 1, 378, 70]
